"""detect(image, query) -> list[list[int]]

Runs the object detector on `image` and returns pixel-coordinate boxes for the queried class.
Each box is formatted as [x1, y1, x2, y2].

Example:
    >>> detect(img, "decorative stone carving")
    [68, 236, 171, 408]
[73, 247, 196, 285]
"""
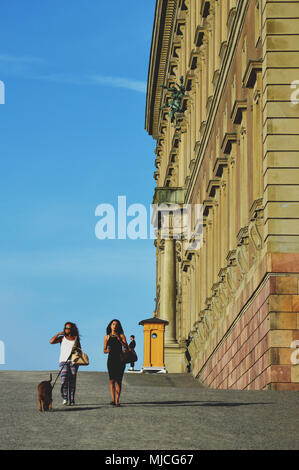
[204, 311, 212, 331]
[236, 227, 250, 280]
[211, 293, 221, 321]
[248, 198, 264, 261]
[197, 318, 206, 342]
[173, 112, 187, 133]
[254, 88, 261, 105]
[226, 249, 237, 295]
[240, 125, 247, 139]
[236, 244, 249, 279]
[175, 240, 183, 262]
[187, 337, 197, 360]
[249, 220, 262, 251]
[217, 267, 229, 309]
[159, 239, 165, 252]
[193, 330, 202, 353]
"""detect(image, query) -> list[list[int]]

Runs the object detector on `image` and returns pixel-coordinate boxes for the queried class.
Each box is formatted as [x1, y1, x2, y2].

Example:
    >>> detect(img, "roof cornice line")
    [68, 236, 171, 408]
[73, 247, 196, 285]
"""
[145, 0, 178, 140]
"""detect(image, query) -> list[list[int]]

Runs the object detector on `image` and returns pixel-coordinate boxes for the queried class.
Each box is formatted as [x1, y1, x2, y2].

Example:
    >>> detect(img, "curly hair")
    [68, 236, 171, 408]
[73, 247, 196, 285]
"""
[64, 322, 81, 345]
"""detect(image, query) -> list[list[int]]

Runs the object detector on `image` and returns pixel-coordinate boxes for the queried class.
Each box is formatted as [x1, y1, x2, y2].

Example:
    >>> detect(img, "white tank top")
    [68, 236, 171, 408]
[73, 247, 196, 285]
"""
[59, 336, 76, 363]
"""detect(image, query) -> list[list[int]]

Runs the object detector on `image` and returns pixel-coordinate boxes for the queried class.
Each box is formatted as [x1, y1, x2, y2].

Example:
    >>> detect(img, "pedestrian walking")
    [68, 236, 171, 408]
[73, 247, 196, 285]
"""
[128, 335, 136, 371]
[50, 322, 81, 406]
[103, 319, 129, 407]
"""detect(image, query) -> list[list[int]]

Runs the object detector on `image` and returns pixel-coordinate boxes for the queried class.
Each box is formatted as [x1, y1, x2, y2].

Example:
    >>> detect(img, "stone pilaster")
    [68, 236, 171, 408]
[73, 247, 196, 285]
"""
[160, 238, 177, 345]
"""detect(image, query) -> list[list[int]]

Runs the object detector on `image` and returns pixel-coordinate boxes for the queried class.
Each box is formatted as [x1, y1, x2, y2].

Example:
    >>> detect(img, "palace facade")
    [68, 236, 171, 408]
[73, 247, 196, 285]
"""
[145, 0, 299, 390]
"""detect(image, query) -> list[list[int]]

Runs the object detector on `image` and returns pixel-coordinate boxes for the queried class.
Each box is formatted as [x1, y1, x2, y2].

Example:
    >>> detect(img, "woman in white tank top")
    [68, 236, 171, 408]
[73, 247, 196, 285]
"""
[59, 335, 76, 363]
[50, 322, 81, 406]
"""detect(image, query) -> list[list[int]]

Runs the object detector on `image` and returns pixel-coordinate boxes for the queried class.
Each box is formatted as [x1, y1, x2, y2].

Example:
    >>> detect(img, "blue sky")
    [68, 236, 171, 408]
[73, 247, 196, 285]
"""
[0, 0, 157, 371]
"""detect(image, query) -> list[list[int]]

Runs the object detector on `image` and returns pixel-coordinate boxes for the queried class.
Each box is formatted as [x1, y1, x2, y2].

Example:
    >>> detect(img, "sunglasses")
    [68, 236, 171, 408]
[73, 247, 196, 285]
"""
[64, 327, 71, 330]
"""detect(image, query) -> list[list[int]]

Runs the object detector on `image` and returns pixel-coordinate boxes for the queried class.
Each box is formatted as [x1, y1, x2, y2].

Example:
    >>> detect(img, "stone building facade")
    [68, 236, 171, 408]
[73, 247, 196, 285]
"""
[145, 0, 299, 390]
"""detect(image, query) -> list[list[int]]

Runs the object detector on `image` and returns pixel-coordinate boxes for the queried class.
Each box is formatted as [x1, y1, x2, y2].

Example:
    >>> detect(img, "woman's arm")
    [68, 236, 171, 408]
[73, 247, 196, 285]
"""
[49, 332, 64, 344]
[103, 335, 110, 354]
[120, 334, 129, 351]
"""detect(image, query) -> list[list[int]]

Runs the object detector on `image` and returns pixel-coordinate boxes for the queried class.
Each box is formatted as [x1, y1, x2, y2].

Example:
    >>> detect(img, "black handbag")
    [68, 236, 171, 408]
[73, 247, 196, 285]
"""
[120, 348, 138, 364]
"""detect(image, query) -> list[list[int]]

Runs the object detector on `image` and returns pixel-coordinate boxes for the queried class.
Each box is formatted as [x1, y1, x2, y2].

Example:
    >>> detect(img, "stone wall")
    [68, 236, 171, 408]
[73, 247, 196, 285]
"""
[197, 254, 299, 390]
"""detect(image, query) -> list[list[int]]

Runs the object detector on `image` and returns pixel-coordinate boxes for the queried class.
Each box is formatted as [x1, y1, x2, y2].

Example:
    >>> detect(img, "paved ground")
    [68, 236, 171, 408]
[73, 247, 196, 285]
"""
[0, 370, 298, 450]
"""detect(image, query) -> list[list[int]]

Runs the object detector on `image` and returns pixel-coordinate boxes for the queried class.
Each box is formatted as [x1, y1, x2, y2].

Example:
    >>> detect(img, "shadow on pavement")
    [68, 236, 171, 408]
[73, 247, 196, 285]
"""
[52, 406, 102, 412]
[122, 400, 274, 407]
[50, 400, 274, 410]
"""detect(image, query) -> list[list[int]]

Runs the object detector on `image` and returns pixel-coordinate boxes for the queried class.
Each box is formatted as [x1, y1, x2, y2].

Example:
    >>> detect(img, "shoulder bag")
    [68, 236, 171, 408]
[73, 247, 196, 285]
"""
[71, 338, 89, 366]
[120, 347, 138, 365]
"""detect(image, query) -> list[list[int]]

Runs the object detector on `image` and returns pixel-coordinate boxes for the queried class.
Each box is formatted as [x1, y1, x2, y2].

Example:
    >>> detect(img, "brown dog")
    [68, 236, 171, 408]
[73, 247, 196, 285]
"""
[38, 374, 53, 411]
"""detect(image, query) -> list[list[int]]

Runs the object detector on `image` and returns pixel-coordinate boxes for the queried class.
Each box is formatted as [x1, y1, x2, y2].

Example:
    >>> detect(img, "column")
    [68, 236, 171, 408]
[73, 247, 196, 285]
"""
[252, 71, 263, 202]
[239, 111, 248, 229]
[160, 238, 177, 344]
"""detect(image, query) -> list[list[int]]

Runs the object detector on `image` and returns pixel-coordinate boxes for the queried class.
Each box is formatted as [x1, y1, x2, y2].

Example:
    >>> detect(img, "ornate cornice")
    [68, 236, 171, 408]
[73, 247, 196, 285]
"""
[145, 0, 178, 139]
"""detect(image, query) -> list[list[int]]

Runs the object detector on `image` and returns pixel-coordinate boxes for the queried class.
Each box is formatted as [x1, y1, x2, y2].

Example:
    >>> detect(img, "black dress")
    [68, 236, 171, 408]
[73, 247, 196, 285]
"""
[107, 335, 125, 382]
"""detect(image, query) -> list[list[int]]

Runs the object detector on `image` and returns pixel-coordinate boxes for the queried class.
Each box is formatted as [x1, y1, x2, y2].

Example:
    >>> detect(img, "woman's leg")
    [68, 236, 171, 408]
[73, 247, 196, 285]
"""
[60, 362, 69, 401]
[115, 380, 122, 405]
[109, 379, 116, 403]
[115, 364, 125, 405]
[69, 364, 78, 403]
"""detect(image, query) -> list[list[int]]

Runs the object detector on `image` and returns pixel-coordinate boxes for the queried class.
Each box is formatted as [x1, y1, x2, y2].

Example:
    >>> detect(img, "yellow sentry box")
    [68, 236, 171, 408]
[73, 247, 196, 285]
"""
[139, 317, 169, 372]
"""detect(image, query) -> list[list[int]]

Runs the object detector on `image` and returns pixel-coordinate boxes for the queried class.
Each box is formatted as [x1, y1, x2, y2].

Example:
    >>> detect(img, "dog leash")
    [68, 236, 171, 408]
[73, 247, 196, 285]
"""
[51, 351, 73, 391]
[51, 336, 81, 391]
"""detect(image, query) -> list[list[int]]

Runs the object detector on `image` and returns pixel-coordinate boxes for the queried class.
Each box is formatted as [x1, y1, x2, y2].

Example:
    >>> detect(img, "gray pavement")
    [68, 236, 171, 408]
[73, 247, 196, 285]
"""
[0, 370, 298, 450]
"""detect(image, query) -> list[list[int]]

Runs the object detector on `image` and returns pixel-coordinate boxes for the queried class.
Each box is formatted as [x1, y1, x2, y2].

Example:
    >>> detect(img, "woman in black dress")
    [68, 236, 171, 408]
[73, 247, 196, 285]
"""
[103, 319, 129, 407]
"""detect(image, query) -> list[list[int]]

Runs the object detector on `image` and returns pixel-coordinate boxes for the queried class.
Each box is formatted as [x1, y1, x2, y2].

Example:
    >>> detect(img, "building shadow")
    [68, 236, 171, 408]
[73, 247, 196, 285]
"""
[52, 406, 102, 412]
[50, 400, 274, 411]
[121, 400, 274, 407]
